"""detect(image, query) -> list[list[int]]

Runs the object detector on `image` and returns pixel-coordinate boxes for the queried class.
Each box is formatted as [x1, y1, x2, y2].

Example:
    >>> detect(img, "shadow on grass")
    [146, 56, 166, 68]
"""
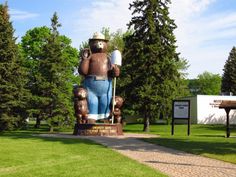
[195, 124, 236, 132]
[1, 124, 236, 158]
[145, 160, 236, 170]
[124, 129, 145, 133]
[0, 125, 100, 147]
[196, 134, 226, 138]
[143, 137, 236, 156]
[1, 129, 178, 155]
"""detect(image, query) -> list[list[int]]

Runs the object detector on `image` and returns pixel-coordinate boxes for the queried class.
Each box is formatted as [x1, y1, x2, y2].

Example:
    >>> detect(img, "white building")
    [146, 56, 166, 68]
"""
[180, 95, 236, 124]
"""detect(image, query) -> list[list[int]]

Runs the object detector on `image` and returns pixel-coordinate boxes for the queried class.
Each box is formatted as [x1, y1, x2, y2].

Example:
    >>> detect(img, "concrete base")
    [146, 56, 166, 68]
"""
[73, 123, 123, 136]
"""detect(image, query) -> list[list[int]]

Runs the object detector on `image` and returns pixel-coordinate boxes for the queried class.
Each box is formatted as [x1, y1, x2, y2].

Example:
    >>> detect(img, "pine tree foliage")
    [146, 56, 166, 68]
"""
[121, 0, 183, 131]
[0, 3, 29, 131]
[221, 47, 236, 95]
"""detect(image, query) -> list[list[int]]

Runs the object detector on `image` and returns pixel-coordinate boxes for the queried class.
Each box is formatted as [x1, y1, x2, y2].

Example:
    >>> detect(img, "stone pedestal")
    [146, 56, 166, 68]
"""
[73, 123, 123, 136]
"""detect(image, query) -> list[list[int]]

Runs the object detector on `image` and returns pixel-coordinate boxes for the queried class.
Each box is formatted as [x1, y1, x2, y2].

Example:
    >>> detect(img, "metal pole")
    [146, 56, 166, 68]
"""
[171, 118, 174, 135]
[111, 77, 117, 124]
[187, 118, 190, 136]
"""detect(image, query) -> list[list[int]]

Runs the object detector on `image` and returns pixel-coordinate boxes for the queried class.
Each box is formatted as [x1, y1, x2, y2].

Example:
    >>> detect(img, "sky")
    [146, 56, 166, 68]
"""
[1, 0, 236, 79]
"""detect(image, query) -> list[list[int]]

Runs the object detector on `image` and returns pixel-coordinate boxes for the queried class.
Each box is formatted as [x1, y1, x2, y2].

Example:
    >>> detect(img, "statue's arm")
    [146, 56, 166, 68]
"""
[111, 64, 120, 77]
[108, 62, 120, 78]
[78, 48, 91, 76]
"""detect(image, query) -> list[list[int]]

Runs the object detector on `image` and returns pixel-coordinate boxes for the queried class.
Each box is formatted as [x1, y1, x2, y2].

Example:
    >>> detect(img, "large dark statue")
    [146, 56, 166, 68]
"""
[77, 32, 120, 123]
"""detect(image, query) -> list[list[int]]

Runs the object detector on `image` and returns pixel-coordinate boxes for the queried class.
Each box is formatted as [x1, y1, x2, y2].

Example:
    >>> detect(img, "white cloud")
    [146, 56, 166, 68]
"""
[10, 9, 39, 20]
[64, 0, 236, 79]
[169, 0, 236, 78]
[169, 0, 215, 23]
[65, 0, 132, 48]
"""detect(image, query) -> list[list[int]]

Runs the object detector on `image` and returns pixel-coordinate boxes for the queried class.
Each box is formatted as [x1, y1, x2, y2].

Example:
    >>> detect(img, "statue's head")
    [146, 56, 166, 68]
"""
[114, 96, 124, 108]
[73, 86, 87, 100]
[89, 32, 108, 53]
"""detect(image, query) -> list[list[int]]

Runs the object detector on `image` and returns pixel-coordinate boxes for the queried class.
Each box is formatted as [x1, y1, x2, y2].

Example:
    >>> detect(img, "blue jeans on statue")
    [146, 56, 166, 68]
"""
[83, 76, 112, 120]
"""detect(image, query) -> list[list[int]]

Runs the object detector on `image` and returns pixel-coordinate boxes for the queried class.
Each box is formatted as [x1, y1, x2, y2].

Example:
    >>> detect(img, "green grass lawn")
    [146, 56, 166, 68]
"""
[1, 123, 235, 177]
[0, 128, 166, 177]
[124, 124, 236, 164]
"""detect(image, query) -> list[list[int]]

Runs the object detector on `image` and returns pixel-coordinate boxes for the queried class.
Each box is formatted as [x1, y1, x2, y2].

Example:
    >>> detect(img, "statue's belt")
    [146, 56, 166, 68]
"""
[85, 75, 108, 81]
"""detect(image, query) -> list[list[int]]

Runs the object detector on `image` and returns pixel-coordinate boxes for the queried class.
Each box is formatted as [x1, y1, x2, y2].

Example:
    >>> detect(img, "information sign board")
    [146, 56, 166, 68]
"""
[172, 100, 190, 136]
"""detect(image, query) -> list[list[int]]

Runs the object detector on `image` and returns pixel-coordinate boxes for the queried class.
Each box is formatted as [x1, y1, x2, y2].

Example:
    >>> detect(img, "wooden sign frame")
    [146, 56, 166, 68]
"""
[172, 100, 190, 136]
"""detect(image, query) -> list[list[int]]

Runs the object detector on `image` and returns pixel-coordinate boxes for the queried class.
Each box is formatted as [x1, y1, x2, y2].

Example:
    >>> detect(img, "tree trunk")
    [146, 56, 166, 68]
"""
[143, 112, 150, 132]
[49, 125, 54, 133]
[34, 116, 41, 128]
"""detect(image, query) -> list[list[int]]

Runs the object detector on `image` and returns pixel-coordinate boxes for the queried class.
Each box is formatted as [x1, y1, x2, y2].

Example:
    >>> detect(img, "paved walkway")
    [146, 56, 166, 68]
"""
[40, 133, 236, 177]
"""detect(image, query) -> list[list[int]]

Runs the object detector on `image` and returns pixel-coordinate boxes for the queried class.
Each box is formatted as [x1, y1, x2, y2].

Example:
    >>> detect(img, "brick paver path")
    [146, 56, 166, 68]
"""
[41, 133, 236, 177]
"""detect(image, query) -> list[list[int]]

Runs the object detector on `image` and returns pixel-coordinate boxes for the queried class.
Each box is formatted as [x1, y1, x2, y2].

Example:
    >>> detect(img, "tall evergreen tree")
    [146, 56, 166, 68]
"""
[38, 13, 75, 132]
[0, 3, 29, 131]
[121, 0, 183, 131]
[221, 47, 236, 95]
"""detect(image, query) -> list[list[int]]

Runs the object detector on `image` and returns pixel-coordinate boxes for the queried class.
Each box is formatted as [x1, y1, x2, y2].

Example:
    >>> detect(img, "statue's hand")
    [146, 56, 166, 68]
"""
[109, 64, 120, 77]
[81, 48, 91, 60]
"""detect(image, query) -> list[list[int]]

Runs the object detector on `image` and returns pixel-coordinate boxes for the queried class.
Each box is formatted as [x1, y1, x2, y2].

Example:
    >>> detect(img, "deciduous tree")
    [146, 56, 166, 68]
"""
[194, 71, 221, 95]
[20, 26, 51, 128]
[36, 13, 78, 132]
[20, 24, 79, 129]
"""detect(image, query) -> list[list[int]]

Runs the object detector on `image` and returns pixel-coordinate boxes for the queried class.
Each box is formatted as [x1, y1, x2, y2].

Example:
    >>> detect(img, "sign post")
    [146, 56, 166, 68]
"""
[217, 100, 236, 138]
[172, 100, 190, 136]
